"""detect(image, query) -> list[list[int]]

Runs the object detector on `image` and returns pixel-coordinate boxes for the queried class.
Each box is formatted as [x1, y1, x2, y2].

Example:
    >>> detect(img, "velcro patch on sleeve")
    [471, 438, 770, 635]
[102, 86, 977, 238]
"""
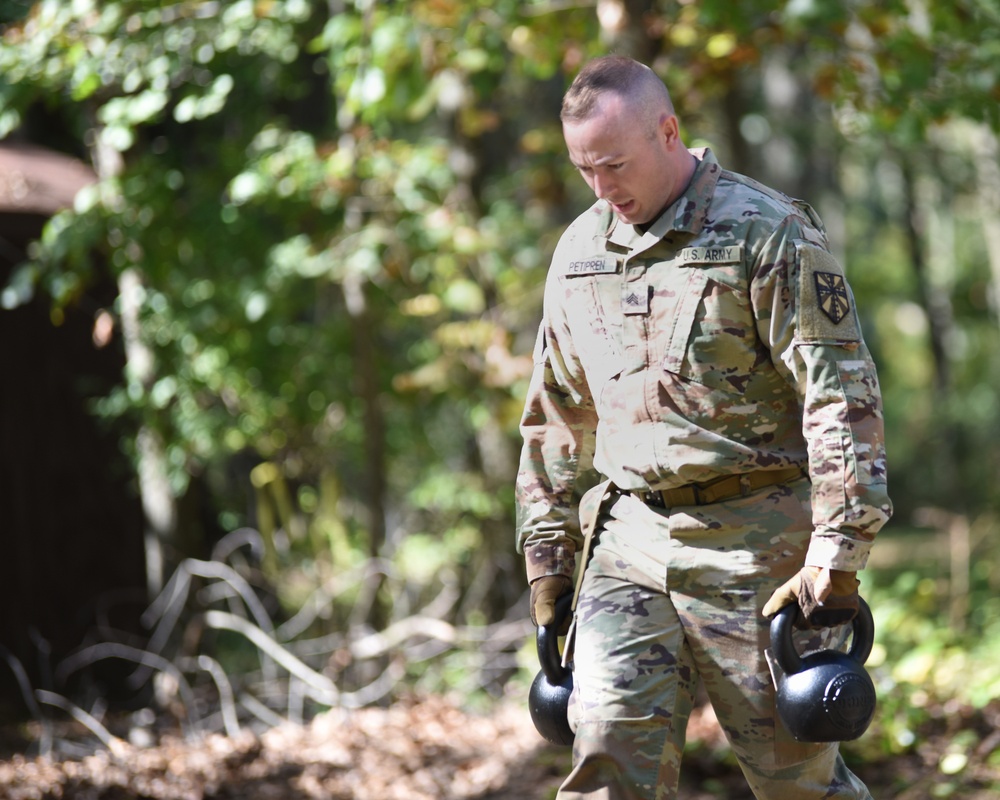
[797, 243, 862, 344]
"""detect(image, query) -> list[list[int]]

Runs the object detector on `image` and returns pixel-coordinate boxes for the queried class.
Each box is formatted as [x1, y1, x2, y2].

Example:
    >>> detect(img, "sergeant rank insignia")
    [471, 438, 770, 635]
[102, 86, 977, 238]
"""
[622, 281, 650, 314]
[814, 271, 850, 324]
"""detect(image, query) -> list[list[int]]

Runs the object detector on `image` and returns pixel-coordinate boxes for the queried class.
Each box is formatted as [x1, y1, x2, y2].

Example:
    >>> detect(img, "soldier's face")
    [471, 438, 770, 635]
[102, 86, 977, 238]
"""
[564, 93, 685, 226]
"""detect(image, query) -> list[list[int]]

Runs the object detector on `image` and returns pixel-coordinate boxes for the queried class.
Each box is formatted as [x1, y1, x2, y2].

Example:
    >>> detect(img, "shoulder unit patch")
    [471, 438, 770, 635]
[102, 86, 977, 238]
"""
[796, 242, 862, 345]
[814, 271, 850, 324]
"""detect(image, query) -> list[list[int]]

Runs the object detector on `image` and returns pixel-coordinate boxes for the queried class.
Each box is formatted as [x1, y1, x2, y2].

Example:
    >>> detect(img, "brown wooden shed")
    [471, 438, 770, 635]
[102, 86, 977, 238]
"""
[0, 142, 145, 719]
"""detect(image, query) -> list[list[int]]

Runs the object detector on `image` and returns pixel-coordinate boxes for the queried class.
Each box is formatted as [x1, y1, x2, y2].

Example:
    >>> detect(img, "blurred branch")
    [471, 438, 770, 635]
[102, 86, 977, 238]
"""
[210, 527, 266, 564]
[275, 559, 377, 641]
[0, 645, 51, 757]
[183, 655, 241, 739]
[54, 643, 200, 737]
[521, 0, 597, 15]
[239, 692, 286, 728]
[135, 557, 278, 688]
[36, 690, 129, 757]
[203, 610, 339, 705]
[350, 616, 457, 659]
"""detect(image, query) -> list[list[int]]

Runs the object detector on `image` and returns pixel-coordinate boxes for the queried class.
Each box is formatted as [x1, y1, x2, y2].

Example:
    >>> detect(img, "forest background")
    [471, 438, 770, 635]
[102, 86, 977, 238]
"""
[1, 0, 1000, 797]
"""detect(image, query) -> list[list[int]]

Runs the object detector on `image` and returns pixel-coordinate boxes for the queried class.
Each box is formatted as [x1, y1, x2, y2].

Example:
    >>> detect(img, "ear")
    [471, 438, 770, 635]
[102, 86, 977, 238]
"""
[660, 114, 681, 149]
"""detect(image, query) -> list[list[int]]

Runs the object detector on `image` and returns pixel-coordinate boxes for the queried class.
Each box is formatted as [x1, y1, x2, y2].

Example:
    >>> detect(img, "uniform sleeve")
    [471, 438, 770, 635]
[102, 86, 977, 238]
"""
[515, 269, 600, 584]
[752, 218, 892, 571]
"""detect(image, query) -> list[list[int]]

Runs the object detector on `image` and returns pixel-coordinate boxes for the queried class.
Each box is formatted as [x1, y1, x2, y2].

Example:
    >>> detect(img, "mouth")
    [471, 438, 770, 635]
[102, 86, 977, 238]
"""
[610, 199, 635, 216]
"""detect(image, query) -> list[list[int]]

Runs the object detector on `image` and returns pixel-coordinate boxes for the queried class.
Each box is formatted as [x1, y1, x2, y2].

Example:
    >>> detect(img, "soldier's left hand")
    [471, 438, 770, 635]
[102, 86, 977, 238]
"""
[762, 566, 860, 629]
[530, 574, 573, 631]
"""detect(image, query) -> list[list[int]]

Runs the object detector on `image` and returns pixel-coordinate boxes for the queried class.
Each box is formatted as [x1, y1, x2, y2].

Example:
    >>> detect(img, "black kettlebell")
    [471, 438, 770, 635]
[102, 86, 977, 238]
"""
[528, 593, 574, 745]
[770, 596, 877, 742]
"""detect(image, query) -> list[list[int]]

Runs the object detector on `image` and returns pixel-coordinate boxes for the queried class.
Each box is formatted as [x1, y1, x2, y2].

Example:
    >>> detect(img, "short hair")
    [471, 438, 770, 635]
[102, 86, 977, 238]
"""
[561, 56, 675, 137]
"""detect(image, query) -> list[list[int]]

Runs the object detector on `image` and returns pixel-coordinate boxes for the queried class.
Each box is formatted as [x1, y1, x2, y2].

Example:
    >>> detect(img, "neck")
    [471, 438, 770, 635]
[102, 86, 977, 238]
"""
[638, 151, 699, 233]
[671, 150, 698, 205]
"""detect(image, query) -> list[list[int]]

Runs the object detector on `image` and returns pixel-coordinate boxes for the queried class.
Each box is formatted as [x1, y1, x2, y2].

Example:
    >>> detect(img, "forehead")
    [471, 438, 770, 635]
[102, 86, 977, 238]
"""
[564, 92, 629, 135]
[564, 99, 649, 164]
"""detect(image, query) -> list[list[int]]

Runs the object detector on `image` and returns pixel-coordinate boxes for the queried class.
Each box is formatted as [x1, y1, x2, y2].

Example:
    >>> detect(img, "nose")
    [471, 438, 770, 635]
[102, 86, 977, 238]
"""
[592, 171, 613, 200]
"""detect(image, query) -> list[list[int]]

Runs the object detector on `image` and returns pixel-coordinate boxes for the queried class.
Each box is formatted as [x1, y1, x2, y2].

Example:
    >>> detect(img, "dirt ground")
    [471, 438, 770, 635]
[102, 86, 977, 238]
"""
[1, 694, 999, 799]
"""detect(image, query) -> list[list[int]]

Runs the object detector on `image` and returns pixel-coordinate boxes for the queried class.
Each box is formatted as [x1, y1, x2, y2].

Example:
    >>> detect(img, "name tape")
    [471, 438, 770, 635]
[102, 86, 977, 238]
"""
[566, 255, 620, 276]
[679, 245, 743, 265]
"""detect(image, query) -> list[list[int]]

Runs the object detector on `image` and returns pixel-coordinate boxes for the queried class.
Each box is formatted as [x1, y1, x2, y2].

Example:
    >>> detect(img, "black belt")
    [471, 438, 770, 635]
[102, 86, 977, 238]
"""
[632, 466, 806, 508]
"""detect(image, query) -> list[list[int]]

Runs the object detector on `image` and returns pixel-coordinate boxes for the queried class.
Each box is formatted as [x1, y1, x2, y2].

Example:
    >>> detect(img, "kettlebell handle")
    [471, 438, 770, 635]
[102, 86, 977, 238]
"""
[537, 593, 574, 684]
[770, 596, 874, 676]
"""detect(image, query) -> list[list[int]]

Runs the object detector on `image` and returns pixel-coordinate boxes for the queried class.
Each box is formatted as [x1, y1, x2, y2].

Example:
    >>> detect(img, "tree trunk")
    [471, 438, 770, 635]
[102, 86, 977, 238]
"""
[597, 0, 660, 63]
[343, 272, 387, 560]
[91, 129, 175, 598]
[900, 155, 951, 394]
[970, 124, 1000, 325]
[899, 152, 964, 506]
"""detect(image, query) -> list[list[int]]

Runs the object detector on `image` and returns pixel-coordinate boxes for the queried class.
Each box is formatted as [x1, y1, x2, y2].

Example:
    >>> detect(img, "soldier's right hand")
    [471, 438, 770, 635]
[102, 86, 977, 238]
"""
[762, 566, 860, 629]
[529, 575, 573, 630]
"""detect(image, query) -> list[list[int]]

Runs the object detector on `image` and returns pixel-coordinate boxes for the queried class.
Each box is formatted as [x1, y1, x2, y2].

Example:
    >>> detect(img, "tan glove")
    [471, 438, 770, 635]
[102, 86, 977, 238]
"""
[529, 575, 573, 631]
[762, 566, 860, 629]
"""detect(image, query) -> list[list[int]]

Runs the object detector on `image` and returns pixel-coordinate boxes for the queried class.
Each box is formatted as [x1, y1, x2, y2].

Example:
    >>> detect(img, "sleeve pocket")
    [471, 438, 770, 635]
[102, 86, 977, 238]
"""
[836, 360, 886, 487]
[809, 433, 849, 527]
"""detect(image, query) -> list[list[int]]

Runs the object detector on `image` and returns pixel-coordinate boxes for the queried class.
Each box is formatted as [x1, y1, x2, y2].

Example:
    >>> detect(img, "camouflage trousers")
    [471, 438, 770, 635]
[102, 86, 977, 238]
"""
[560, 477, 873, 800]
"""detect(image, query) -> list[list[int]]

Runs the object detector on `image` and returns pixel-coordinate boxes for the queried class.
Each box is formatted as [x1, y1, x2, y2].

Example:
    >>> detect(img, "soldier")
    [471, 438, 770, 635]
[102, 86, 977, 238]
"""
[516, 56, 891, 799]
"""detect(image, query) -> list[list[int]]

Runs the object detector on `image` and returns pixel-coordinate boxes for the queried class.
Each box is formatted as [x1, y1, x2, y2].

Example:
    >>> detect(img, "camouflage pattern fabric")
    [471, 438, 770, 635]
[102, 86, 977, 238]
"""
[515, 149, 891, 798]
[516, 148, 892, 585]
[561, 482, 872, 799]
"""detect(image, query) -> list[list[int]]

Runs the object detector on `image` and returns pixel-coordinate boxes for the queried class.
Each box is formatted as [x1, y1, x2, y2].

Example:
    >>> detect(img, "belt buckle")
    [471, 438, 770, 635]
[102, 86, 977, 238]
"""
[644, 490, 666, 508]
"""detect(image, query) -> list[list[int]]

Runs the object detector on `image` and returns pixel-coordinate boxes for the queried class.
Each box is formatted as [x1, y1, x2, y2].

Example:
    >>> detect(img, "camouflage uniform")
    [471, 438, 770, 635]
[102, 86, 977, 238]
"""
[516, 149, 892, 799]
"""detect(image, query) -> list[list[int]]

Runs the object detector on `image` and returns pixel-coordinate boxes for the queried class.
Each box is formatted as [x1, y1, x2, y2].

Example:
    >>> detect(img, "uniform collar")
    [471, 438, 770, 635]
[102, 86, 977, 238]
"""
[604, 147, 721, 253]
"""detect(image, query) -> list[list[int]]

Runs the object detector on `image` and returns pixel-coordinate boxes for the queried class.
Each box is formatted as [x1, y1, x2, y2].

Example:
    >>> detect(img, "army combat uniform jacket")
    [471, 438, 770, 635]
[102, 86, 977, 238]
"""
[516, 148, 892, 585]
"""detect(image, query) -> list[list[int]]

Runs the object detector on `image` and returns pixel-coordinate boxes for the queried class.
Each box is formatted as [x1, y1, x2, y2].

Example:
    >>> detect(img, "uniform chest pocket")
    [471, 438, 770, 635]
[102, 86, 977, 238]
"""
[662, 268, 761, 394]
[561, 273, 625, 401]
